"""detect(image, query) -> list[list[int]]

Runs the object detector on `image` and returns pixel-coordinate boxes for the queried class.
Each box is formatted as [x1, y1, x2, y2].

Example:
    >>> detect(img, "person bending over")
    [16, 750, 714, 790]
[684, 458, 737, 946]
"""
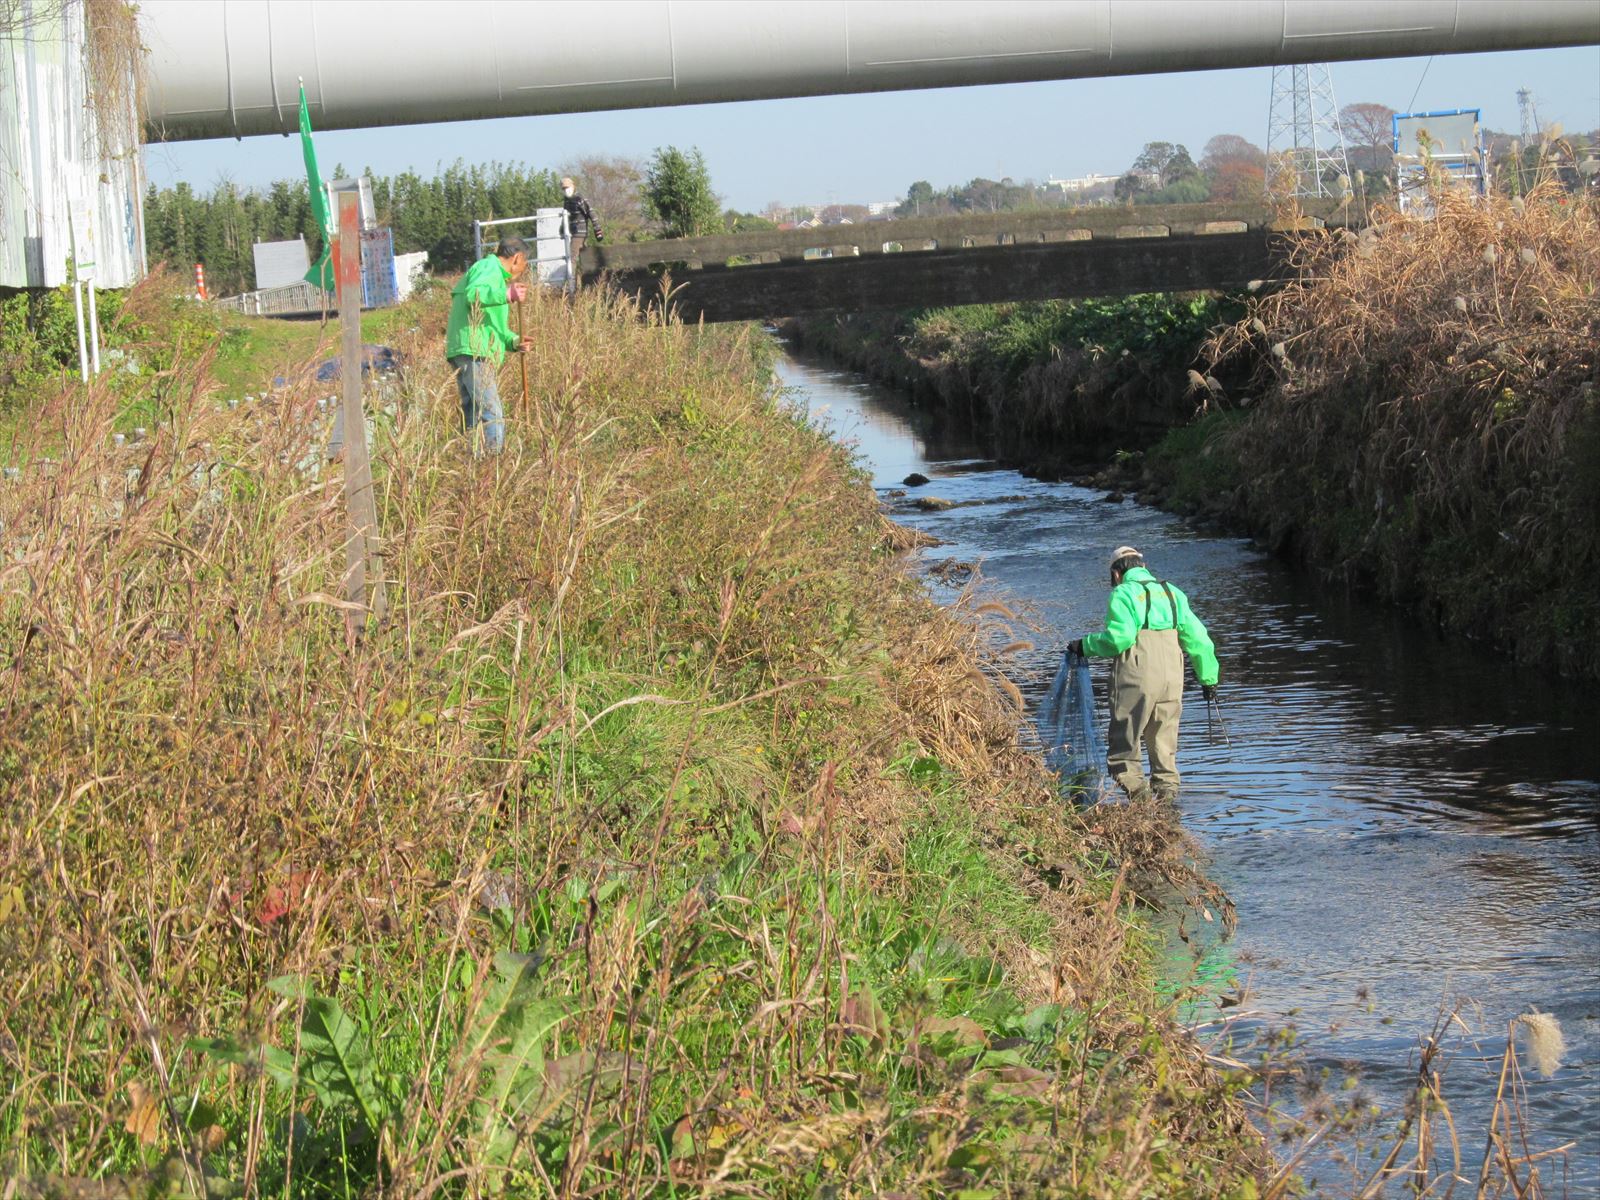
[444, 237, 528, 452]
[1069, 546, 1220, 802]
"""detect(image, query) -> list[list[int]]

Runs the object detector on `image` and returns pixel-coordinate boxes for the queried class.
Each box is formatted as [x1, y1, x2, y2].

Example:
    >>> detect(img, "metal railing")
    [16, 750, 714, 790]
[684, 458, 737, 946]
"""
[471, 211, 573, 293]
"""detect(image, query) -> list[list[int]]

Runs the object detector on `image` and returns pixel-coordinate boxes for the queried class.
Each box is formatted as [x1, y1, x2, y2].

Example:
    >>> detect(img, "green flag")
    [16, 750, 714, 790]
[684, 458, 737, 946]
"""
[300, 85, 334, 292]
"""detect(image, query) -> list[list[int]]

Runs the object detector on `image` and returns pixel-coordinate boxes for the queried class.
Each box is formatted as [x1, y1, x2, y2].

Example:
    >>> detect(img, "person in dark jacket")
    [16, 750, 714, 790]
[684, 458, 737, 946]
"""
[560, 176, 604, 288]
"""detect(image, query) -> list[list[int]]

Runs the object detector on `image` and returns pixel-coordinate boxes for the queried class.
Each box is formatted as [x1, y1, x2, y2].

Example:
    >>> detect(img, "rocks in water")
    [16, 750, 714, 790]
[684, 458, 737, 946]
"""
[1103, 491, 1125, 503]
[955, 493, 1028, 508]
[902, 493, 1025, 514]
[902, 472, 930, 487]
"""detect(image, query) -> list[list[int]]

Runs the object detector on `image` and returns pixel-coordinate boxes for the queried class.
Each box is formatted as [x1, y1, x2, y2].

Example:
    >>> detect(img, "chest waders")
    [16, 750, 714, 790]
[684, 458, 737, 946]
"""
[1107, 581, 1185, 801]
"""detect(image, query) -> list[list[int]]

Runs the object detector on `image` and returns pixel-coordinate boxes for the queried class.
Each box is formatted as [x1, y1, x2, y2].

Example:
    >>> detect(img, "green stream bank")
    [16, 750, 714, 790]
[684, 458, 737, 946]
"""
[782, 187, 1600, 680]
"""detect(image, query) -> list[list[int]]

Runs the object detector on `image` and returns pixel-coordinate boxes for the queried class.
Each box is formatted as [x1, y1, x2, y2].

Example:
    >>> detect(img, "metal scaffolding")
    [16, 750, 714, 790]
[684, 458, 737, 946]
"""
[1266, 62, 1352, 199]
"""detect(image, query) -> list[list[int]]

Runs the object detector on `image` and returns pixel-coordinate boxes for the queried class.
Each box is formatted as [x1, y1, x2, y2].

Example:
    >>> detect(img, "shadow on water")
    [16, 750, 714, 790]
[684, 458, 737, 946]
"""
[778, 347, 1600, 1192]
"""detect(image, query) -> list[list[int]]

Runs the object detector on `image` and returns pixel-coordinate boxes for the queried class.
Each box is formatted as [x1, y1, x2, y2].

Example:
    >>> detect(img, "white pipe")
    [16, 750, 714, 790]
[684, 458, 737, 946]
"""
[72, 279, 89, 383]
[139, 0, 1600, 141]
[87, 283, 101, 376]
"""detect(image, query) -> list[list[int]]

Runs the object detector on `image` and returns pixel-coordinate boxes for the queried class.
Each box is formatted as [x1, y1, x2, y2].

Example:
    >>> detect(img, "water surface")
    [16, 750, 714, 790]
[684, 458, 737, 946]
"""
[780, 351, 1600, 1194]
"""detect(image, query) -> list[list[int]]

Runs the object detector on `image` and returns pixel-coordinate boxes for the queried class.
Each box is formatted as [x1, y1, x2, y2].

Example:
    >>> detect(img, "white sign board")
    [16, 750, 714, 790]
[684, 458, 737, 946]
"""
[1395, 111, 1480, 163]
[252, 237, 311, 290]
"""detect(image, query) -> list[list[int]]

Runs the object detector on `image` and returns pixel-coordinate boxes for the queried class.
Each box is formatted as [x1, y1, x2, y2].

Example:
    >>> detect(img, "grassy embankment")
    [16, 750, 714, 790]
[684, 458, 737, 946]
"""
[788, 187, 1600, 678]
[779, 292, 1241, 468]
[1147, 185, 1600, 677]
[1, 277, 1268, 1196]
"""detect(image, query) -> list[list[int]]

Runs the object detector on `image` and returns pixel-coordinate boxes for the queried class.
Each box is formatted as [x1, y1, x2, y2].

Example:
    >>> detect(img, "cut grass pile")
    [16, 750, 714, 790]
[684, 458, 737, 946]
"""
[1, 276, 1265, 1196]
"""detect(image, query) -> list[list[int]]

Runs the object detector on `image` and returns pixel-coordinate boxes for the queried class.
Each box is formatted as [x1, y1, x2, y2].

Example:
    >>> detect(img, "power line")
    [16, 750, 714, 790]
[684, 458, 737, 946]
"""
[1406, 56, 1435, 114]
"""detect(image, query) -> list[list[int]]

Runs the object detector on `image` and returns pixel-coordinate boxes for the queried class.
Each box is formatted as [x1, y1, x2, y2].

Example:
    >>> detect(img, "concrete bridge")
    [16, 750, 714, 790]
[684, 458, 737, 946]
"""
[584, 200, 1350, 323]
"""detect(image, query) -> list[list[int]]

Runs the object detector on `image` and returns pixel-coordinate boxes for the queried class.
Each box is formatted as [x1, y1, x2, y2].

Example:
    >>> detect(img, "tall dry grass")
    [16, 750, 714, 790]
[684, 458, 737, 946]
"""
[1, 278, 1266, 1195]
[1207, 183, 1600, 674]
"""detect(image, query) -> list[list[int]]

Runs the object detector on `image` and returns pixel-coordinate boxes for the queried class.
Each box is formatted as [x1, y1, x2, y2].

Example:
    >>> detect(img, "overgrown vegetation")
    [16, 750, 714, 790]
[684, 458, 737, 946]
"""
[0, 271, 412, 418]
[1190, 183, 1600, 676]
[785, 293, 1238, 461]
[0, 276, 1267, 1195]
[81, 0, 143, 165]
[0, 274, 213, 410]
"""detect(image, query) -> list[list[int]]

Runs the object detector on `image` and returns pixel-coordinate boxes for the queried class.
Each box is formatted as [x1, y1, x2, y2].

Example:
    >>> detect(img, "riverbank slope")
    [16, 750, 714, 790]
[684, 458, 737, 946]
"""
[1, 279, 1266, 1195]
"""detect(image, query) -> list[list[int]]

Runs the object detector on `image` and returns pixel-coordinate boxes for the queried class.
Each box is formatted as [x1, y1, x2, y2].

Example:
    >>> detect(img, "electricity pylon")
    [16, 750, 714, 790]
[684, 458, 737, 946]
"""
[1266, 62, 1352, 199]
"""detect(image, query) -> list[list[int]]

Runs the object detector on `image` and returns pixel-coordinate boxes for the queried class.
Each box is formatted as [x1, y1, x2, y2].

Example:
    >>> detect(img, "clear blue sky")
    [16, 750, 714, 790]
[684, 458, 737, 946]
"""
[144, 45, 1599, 211]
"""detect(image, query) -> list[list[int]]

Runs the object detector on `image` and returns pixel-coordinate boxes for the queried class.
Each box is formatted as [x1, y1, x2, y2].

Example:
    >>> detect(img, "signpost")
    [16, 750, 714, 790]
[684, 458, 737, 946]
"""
[1393, 108, 1487, 214]
[336, 189, 387, 634]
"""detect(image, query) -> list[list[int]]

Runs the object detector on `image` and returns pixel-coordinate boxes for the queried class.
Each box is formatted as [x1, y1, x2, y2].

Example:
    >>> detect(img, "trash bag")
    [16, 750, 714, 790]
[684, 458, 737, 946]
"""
[314, 343, 403, 382]
[1038, 649, 1109, 794]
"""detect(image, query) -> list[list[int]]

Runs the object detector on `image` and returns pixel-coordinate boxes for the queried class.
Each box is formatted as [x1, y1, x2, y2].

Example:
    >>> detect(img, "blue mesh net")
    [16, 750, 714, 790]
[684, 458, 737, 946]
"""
[1038, 649, 1109, 794]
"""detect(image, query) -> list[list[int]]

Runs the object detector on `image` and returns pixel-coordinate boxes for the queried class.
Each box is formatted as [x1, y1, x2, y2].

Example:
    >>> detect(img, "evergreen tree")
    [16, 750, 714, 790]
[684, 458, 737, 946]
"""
[141, 156, 610, 291]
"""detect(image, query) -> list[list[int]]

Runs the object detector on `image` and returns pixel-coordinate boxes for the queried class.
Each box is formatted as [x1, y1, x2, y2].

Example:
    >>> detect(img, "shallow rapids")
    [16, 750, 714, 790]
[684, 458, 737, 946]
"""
[780, 349, 1600, 1192]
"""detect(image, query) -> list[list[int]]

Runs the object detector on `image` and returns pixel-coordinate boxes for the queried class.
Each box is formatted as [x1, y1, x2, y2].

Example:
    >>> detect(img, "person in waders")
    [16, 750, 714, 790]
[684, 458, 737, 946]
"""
[1068, 546, 1220, 802]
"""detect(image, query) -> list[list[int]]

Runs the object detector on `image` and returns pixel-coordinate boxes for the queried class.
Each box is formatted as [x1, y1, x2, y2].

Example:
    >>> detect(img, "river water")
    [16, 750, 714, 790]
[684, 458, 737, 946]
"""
[778, 350, 1600, 1194]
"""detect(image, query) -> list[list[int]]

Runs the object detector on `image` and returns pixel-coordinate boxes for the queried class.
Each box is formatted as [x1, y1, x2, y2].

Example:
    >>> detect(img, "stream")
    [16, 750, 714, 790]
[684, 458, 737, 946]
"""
[778, 349, 1600, 1194]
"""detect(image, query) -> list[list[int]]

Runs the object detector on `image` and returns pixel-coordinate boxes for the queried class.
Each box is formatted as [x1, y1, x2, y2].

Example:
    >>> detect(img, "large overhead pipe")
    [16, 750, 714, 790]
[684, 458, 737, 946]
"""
[140, 0, 1600, 141]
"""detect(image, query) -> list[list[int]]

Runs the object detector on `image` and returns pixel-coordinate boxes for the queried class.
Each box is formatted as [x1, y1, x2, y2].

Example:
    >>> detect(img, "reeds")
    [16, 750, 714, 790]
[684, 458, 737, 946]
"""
[1, 277, 1267, 1195]
[1340, 1006, 1574, 1199]
[1207, 183, 1600, 674]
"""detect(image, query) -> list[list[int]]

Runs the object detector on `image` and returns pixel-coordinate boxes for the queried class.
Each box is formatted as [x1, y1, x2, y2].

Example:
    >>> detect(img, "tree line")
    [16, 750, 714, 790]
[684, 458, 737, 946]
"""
[143, 146, 727, 297]
[893, 103, 1596, 216]
[144, 108, 1597, 297]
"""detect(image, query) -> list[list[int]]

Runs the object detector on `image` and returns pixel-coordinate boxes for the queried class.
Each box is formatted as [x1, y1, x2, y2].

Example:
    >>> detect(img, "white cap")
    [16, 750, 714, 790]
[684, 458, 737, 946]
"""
[1110, 546, 1141, 570]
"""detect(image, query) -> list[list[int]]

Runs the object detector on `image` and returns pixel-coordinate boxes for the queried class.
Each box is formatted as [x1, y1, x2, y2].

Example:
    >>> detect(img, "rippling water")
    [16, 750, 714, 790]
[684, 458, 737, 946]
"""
[780, 351, 1600, 1193]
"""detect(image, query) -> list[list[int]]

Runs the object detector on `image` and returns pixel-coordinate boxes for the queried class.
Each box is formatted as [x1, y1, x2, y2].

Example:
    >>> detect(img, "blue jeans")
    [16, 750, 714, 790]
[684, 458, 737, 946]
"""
[449, 355, 504, 452]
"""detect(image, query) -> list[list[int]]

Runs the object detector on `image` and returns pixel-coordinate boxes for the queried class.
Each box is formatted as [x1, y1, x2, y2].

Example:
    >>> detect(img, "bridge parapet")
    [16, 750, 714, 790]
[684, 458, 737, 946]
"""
[585, 200, 1348, 273]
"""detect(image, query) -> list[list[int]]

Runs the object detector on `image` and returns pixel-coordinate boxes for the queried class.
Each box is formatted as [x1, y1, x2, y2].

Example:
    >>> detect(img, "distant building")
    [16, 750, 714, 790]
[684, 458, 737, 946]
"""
[1046, 173, 1119, 192]
[393, 250, 430, 301]
[865, 200, 901, 216]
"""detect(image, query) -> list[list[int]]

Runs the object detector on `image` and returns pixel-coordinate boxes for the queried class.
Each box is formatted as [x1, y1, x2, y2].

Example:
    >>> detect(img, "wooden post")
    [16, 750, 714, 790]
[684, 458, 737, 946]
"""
[336, 190, 387, 634]
[515, 296, 529, 421]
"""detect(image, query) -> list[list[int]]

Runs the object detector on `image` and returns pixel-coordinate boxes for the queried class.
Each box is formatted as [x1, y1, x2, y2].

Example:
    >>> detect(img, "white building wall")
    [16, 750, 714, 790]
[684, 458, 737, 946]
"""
[0, 0, 145, 288]
[392, 251, 429, 301]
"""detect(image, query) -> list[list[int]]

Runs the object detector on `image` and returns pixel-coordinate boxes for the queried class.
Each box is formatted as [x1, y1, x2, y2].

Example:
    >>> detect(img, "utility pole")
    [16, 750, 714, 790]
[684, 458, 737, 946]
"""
[1266, 63, 1352, 200]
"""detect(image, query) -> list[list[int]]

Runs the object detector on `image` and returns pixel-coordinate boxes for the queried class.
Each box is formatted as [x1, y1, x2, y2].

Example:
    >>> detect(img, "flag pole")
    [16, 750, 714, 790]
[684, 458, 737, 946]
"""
[299, 78, 335, 323]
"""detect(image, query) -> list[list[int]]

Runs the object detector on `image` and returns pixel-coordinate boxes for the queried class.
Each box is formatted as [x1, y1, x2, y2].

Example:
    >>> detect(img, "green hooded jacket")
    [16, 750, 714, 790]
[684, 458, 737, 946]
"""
[444, 255, 519, 362]
[1082, 566, 1220, 686]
